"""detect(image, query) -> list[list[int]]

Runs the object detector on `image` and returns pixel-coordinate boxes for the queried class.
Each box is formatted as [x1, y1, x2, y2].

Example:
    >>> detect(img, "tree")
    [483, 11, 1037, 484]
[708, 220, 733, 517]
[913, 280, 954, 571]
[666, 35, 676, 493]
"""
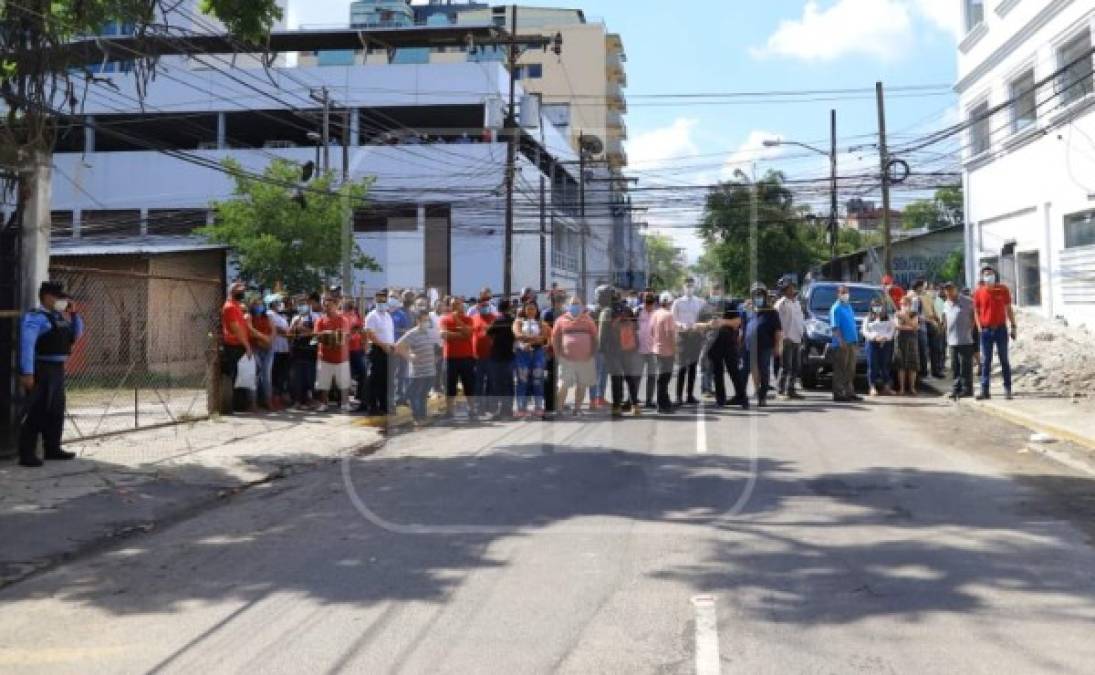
[937, 249, 965, 286]
[643, 232, 686, 291]
[200, 159, 380, 292]
[696, 170, 823, 295]
[901, 186, 964, 231]
[1, 1, 283, 169]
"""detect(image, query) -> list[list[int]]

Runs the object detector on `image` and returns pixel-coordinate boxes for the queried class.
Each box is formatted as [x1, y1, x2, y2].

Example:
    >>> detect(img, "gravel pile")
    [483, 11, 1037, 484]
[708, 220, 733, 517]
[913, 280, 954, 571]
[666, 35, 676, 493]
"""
[1005, 309, 1095, 397]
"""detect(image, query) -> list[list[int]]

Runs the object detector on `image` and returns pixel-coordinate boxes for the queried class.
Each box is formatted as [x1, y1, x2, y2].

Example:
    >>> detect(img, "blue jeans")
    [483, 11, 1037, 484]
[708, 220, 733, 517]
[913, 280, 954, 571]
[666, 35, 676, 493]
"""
[515, 348, 546, 411]
[980, 326, 1012, 393]
[254, 348, 274, 405]
[591, 352, 607, 400]
[291, 357, 316, 404]
[866, 340, 894, 389]
[407, 376, 432, 421]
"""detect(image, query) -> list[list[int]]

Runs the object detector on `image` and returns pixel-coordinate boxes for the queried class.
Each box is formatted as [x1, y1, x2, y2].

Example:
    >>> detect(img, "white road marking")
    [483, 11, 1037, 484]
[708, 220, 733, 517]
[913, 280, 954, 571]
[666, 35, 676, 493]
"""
[692, 594, 721, 675]
[696, 401, 708, 454]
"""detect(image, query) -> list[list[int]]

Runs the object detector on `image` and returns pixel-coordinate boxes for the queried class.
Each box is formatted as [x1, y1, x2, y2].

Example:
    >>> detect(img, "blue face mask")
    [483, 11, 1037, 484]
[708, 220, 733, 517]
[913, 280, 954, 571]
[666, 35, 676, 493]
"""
[568, 304, 582, 317]
[251, 305, 266, 316]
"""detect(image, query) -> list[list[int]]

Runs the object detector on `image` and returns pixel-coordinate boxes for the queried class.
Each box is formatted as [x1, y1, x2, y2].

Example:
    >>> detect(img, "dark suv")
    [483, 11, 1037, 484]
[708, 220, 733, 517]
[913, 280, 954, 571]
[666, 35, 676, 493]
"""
[798, 282, 886, 390]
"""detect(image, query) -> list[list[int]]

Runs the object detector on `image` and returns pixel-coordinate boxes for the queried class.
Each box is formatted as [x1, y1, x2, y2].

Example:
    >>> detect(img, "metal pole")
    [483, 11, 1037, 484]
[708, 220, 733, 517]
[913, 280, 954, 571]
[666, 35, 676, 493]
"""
[502, 4, 518, 297]
[579, 139, 587, 303]
[876, 82, 893, 276]
[341, 109, 352, 292]
[321, 87, 330, 174]
[830, 108, 838, 272]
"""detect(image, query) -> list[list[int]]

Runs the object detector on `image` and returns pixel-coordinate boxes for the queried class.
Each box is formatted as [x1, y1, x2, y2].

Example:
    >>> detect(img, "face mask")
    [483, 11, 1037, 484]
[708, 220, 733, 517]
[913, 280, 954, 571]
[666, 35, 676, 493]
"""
[983, 274, 996, 285]
[839, 294, 851, 304]
[388, 299, 401, 310]
[710, 295, 722, 303]
[376, 302, 388, 313]
[297, 305, 310, 316]
[568, 304, 582, 317]
[871, 305, 883, 315]
[53, 299, 69, 313]
[754, 296, 766, 309]
[684, 286, 695, 297]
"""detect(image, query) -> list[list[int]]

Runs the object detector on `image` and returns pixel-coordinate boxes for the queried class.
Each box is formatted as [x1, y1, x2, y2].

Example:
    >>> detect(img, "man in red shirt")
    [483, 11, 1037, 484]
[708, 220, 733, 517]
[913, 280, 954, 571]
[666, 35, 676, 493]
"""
[973, 264, 1018, 400]
[470, 291, 498, 417]
[440, 296, 477, 420]
[314, 295, 354, 412]
[882, 275, 905, 309]
[220, 282, 252, 413]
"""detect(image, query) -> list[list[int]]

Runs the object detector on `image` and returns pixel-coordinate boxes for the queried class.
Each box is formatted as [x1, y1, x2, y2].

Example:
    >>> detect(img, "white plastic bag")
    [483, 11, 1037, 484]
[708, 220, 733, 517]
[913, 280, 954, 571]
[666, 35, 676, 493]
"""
[234, 354, 257, 390]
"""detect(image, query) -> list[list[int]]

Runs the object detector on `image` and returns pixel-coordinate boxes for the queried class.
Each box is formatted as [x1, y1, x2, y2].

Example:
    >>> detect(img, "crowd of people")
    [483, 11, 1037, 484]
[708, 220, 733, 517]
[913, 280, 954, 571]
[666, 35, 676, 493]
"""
[217, 264, 1019, 427]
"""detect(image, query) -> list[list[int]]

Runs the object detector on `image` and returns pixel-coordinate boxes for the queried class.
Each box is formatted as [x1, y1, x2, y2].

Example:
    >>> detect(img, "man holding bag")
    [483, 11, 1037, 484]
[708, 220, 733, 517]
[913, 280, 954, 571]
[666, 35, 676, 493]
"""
[220, 282, 253, 413]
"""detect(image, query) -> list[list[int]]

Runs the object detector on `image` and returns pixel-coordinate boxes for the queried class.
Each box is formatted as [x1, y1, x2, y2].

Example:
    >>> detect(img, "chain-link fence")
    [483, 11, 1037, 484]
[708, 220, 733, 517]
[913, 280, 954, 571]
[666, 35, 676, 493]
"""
[48, 265, 222, 441]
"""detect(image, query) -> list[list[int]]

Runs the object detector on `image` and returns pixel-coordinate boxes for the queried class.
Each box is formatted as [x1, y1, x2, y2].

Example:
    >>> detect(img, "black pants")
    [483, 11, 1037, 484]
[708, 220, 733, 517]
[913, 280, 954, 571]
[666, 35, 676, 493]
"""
[445, 357, 477, 416]
[488, 359, 515, 418]
[365, 346, 391, 415]
[544, 356, 557, 412]
[676, 362, 698, 402]
[272, 352, 291, 399]
[639, 354, 658, 405]
[19, 361, 66, 459]
[220, 343, 250, 412]
[610, 374, 640, 408]
[951, 344, 976, 397]
[657, 356, 675, 411]
[710, 349, 747, 406]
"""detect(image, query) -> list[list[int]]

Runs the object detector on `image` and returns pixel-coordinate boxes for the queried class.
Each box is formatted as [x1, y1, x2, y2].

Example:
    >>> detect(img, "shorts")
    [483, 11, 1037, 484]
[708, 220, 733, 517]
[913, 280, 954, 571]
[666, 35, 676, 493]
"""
[316, 360, 351, 391]
[559, 357, 597, 389]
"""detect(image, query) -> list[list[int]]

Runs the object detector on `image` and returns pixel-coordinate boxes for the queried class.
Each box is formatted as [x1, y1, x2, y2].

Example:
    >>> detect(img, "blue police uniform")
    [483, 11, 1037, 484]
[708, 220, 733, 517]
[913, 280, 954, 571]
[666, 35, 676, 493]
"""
[18, 304, 84, 465]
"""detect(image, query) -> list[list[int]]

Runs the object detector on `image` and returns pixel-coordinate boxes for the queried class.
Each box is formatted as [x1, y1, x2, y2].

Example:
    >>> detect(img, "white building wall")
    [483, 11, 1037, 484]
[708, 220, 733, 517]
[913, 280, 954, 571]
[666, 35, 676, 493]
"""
[958, 0, 1095, 326]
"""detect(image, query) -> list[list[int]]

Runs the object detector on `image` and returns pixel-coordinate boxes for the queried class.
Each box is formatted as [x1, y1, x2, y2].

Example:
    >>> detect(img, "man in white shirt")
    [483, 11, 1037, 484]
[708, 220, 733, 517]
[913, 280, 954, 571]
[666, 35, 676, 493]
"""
[361, 289, 396, 416]
[671, 277, 707, 405]
[774, 281, 806, 399]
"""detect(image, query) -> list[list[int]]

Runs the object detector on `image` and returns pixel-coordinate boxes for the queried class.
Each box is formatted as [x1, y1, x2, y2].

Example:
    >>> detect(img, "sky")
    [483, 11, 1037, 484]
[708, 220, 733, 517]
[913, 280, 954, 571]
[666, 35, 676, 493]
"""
[287, 0, 963, 260]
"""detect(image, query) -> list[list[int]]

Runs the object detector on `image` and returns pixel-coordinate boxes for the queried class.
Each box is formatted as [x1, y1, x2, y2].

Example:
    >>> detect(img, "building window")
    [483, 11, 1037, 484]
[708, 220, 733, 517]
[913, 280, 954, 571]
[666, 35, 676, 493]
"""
[514, 64, 543, 80]
[1065, 210, 1095, 249]
[969, 101, 990, 157]
[1017, 251, 1041, 307]
[1009, 69, 1037, 133]
[964, 0, 984, 33]
[1058, 30, 1094, 106]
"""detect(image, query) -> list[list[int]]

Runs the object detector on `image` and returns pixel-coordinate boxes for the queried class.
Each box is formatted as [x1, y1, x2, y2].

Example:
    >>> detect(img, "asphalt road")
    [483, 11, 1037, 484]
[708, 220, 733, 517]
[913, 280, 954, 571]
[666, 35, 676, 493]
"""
[2, 392, 1095, 674]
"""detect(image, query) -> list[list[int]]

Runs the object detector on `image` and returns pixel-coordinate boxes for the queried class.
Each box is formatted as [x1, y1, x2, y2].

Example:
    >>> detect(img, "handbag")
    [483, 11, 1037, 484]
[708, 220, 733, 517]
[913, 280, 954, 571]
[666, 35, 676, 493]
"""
[234, 354, 257, 390]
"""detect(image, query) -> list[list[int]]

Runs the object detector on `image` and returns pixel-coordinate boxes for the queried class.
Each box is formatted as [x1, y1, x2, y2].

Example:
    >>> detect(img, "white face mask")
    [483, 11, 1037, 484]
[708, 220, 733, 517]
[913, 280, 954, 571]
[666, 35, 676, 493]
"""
[683, 286, 695, 298]
[839, 294, 851, 304]
[983, 274, 997, 285]
[53, 299, 69, 312]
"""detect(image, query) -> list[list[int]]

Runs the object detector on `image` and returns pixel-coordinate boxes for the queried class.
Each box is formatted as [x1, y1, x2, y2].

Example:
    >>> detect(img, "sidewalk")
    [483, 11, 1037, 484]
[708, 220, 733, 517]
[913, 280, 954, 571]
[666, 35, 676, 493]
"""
[961, 394, 1095, 473]
[0, 410, 385, 587]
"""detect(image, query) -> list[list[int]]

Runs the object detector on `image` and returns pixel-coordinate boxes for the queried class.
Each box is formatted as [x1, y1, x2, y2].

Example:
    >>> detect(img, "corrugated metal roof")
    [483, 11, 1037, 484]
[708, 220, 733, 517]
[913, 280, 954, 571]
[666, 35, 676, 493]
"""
[50, 236, 228, 257]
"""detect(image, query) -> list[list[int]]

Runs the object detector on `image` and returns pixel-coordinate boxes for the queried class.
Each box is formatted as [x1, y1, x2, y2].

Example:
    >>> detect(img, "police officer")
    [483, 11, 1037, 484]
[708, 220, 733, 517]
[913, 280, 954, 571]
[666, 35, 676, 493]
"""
[701, 282, 749, 410]
[18, 281, 85, 467]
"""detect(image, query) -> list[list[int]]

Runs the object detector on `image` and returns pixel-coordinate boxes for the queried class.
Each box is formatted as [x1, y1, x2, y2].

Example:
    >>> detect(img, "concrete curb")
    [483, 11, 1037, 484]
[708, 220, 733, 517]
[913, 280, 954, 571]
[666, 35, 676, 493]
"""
[961, 398, 1095, 452]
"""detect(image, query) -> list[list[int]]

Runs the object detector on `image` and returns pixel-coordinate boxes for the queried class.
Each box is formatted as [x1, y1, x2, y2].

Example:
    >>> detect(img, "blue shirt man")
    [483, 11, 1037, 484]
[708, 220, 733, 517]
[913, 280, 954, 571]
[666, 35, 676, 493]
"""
[18, 281, 85, 467]
[829, 285, 862, 402]
[830, 294, 858, 348]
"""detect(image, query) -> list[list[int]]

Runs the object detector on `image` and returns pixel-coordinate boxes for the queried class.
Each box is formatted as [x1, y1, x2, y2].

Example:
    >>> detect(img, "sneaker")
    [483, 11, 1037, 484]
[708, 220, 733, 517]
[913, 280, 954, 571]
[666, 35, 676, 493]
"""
[18, 455, 43, 468]
[633, 405, 642, 417]
[1004, 389, 1014, 401]
[788, 391, 805, 400]
[975, 391, 991, 401]
[44, 449, 77, 461]
[341, 403, 355, 413]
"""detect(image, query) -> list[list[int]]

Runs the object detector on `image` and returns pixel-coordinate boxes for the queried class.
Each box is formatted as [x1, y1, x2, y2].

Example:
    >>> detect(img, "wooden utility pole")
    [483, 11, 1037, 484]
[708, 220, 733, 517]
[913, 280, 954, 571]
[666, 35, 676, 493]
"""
[876, 81, 893, 276]
[502, 4, 519, 297]
[579, 136, 587, 303]
[829, 108, 838, 270]
[341, 108, 353, 293]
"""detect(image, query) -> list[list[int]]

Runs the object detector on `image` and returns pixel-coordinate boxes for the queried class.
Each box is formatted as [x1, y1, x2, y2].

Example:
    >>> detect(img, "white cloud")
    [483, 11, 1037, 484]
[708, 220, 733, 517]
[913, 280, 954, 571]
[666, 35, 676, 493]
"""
[910, 0, 963, 40]
[626, 118, 701, 171]
[751, 0, 914, 63]
[721, 130, 787, 180]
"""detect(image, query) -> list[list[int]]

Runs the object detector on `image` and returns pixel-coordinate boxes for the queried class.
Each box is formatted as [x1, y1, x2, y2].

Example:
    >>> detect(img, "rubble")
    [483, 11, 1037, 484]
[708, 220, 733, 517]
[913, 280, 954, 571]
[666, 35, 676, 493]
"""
[1004, 309, 1095, 397]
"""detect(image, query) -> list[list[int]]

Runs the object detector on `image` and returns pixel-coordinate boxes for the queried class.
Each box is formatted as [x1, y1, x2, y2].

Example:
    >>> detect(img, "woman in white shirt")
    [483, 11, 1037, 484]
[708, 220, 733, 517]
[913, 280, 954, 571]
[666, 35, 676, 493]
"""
[863, 299, 897, 396]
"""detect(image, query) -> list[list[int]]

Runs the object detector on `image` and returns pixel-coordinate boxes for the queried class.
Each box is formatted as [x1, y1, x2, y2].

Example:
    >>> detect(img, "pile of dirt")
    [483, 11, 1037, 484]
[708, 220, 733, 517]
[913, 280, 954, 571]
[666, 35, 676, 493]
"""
[1005, 310, 1095, 397]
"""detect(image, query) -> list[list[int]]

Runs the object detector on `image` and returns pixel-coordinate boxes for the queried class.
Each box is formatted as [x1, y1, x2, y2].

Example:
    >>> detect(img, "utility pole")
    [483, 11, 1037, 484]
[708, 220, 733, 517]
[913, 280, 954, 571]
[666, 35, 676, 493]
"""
[310, 87, 331, 174]
[829, 108, 838, 271]
[502, 4, 519, 297]
[579, 135, 587, 303]
[341, 108, 353, 294]
[876, 81, 893, 276]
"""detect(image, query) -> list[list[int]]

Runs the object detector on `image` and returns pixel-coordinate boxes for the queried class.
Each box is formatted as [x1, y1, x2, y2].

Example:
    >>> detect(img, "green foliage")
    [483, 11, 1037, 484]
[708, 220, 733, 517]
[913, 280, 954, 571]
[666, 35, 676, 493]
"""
[200, 0, 283, 44]
[902, 186, 964, 231]
[696, 170, 826, 295]
[938, 249, 966, 285]
[199, 159, 380, 292]
[643, 232, 687, 290]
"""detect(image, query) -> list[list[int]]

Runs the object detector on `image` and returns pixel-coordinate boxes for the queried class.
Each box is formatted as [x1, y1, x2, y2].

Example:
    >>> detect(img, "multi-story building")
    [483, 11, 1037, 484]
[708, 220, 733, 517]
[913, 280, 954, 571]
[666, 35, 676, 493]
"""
[843, 199, 905, 232]
[957, 0, 1095, 324]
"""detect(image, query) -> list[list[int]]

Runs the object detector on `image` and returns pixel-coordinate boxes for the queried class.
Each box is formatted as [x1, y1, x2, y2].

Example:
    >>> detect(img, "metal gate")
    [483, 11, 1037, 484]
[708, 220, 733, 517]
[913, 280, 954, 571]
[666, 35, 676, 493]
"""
[48, 265, 222, 441]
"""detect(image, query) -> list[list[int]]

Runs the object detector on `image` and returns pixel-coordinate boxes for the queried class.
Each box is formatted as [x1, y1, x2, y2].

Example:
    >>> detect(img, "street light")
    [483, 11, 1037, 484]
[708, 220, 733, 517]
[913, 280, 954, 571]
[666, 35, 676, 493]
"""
[762, 109, 839, 275]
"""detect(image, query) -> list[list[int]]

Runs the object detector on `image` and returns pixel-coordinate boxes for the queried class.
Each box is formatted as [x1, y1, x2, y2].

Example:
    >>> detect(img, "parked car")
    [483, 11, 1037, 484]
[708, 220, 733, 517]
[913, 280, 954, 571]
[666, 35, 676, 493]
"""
[798, 282, 887, 390]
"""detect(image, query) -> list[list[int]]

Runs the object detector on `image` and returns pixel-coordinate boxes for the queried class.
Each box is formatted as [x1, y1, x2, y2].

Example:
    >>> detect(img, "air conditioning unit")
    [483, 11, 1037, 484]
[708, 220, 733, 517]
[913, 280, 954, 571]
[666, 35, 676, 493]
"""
[264, 140, 297, 149]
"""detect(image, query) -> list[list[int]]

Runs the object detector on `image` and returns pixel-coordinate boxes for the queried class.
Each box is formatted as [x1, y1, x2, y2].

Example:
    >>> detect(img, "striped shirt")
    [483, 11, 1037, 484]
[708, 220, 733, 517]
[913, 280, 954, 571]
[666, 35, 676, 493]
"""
[398, 326, 437, 378]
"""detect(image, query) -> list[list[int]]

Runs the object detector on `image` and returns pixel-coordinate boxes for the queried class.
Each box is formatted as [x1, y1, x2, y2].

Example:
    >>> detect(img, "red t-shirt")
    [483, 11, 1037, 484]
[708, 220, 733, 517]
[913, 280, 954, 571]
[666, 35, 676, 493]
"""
[887, 286, 906, 305]
[973, 284, 1012, 328]
[347, 312, 364, 353]
[316, 314, 351, 364]
[440, 313, 475, 359]
[221, 300, 249, 347]
[252, 313, 272, 350]
[471, 312, 496, 360]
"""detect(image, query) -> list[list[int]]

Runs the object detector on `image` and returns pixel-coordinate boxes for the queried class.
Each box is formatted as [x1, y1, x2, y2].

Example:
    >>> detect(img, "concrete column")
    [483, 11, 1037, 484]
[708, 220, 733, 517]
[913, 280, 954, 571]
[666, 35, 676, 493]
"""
[84, 116, 95, 154]
[73, 210, 82, 240]
[216, 112, 227, 150]
[140, 207, 149, 236]
[20, 153, 51, 310]
[349, 108, 360, 147]
[1043, 201, 1054, 319]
